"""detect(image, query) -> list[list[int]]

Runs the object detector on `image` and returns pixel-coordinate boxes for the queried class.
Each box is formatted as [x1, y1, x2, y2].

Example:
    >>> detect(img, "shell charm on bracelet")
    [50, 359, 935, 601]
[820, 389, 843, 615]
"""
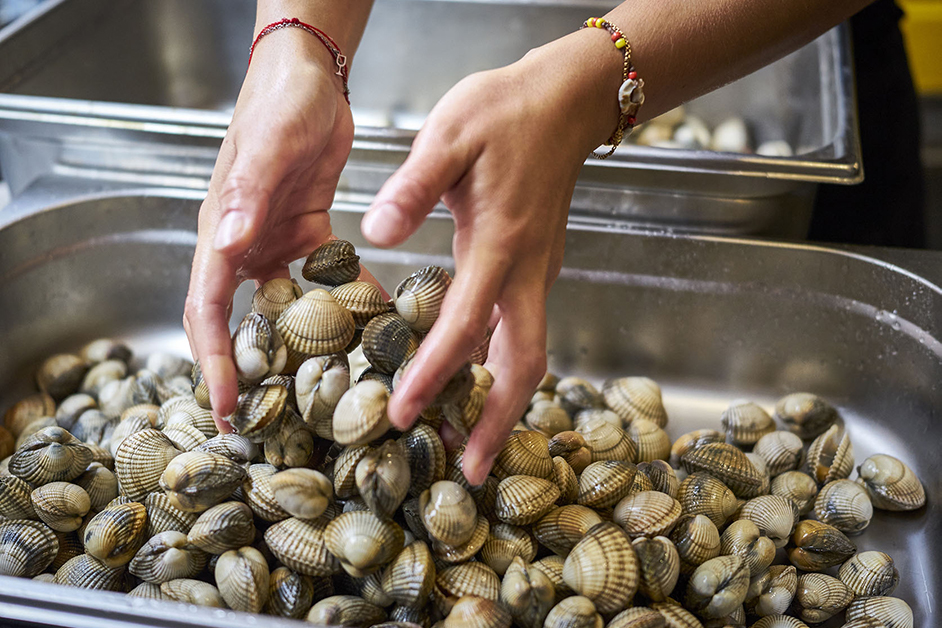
[618, 78, 645, 118]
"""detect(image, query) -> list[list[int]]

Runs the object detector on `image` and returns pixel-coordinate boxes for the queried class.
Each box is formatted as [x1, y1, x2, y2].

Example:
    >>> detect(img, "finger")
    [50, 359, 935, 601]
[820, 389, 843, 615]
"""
[386, 250, 506, 430]
[462, 287, 548, 485]
[361, 135, 471, 249]
[439, 421, 465, 452]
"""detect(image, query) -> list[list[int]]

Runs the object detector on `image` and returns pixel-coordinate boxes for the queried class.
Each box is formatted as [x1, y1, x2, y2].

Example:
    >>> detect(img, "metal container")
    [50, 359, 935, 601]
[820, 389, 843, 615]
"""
[0, 0, 860, 236]
[0, 187, 938, 626]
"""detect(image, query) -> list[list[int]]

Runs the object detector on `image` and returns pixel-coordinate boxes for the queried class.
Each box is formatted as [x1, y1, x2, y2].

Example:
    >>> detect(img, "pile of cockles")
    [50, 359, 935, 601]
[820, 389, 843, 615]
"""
[0, 239, 926, 628]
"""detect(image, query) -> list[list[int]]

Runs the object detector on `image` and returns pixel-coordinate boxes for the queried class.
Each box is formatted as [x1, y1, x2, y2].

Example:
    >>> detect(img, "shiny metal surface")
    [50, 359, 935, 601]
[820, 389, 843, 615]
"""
[0, 0, 861, 236]
[0, 189, 938, 626]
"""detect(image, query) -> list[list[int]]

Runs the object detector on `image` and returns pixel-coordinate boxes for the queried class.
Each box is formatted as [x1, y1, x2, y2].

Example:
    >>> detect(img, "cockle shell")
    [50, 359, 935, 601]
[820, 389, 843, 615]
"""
[276, 288, 356, 358]
[31, 482, 90, 532]
[670, 429, 724, 468]
[269, 468, 332, 520]
[4, 392, 56, 438]
[80, 338, 132, 366]
[795, 573, 853, 623]
[115, 429, 182, 501]
[394, 265, 452, 333]
[556, 377, 605, 417]
[492, 430, 553, 480]
[296, 353, 350, 438]
[433, 562, 501, 617]
[577, 459, 637, 509]
[264, 406, 315, 468]
[602, 377, 668, 428]
[356, 439, 411, 518]
[774, 393, 839, 440]
[264, 516, 340, 576]
[845, 596, 913, 628]
[243, 463, 291, 522]
[495, 475, 559, 526]
[578, 418, 637, 463]
[632, 536, 680, 602]
[748, 564, 797, 617]
[814, 479, 872, 534]
[195, 433, 258, 465]
[400, 423, 446, 498]
[684, 555, 749, 619]
[55, 553, 126, 591]
[719, 519, 775, 577]
[334, 445, 373, 500]
[129, 530, 207, 583]
[526, 401, 573, 437]
[55, 394, 97, 432]
[10, 426, 93, 486]
[548, 431, 592, 474]
[308, 595, 387, 627]
[857, 454, 926, 511]
[159, 579, 224, 607]
[637, 460, 679, 499]
[753, 431, 803, 477]
[266, 566, 315, 619]
[629, 419, 672, 462]
[362, 312, 421, 375]
[303, 239, 361, 286]
[500, 557, 554, 628]
[552, 457, 578, 505]
[216, 546, 270, 613]
[127, 582, 166, 599]
[162, 423, 208, 452]
[670, 514, 721, 575]
[738, 495, 797, 548]
[332, 380, 391, 446]
[614, 491, 682, 539]
[804, 424, 854, 486]
[562, 522, 638, 615]
[187, 501, 256, 554]
[787, 519, 856, 571]
[477, 522, 535, 575]
[16, 417, 57, 450]
[325, 510, 405, 577]
[676, 472, 738, 528]
[442, 364, 493, 437]
[681, 443, 764, 499]
[382, 540, 437, 608]
[36, 353, 87, 401]
[533, 506, 602, 558]
[253, 277, 304, 322]
[720, 400, 775, 448]
[0, 475, 37, 520]
[420, 480, 478, 547]
[232, 312, 287, 384]
[227, 384, 287, 442]
[770, 471, 818, 515]
[839, 551, 899, 597]
[144, 491, 199, 538]
[0, 519, 58, 577]
[543, 596, 603, 628]
[83, 499, 148, 566]
[331, 281, 390, 327]
[159, 451, 247, 513]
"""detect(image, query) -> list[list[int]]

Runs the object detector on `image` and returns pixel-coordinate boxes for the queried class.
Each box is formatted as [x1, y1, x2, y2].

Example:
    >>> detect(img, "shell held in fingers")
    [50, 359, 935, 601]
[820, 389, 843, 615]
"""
[253, 277, 304, 321]
[394, 265, 452, 333]
[442, 365, 493, 437]
[303, 239, 361, 286]
[276, 288, 356, 357]
[227, 384, 287, 442]
[362, 312, 421, 375]
[232, 312, 287, 384]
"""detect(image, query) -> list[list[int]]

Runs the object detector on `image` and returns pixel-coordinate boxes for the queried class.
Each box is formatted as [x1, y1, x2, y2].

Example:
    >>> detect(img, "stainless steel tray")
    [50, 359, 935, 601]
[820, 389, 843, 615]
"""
[0, 186, 938, 627]
[0, 0, 861, 236]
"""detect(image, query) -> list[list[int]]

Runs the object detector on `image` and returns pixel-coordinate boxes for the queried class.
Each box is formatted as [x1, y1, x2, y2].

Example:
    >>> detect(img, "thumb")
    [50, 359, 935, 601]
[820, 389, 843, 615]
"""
[212, 137, 294, 255]
[361, 138, 469, 248]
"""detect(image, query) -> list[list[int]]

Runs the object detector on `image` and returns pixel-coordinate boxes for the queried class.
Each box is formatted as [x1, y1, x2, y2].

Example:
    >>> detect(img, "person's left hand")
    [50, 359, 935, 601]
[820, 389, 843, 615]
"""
[360, 32, 622, 485]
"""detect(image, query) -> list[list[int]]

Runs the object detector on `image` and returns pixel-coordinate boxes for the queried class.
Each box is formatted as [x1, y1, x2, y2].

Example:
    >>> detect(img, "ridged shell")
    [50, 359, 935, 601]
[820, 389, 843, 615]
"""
[614, 491, 683, 539]
[187, 501, 256, 554]
[857, 454, 926, 511]
[82, 498, 147, 567]
[227, 384, 287, 442]
[500, 557, 554, 628]
[81, 360, 128, 399]
[195, 433, 258, 465]
[55, 553, 126, 591]
[160, 578, 225, 607]
[670, 429, 724, 468]
[401, 423, 446, 498]
[562, 522, 638, 615]
[308, 595, 387, 627]
[543, 596, 603, 628]
[774, 393, 839, 440]
[277, 288, 356, 357]
[553, 457, 579, 505]
[845, 596, 913, 628]
[267, 467, 332, 521]
[50, 530, 84, 571]
[748, 564, 797, 616]
[232, 312, 287, 384]
[394, 266, 452, 333]
[526, 401, 573, 437]
[264, 405, 315, 468]
[629, 419, 672, 462]
[676, 472, 738, 528]
[10, 426, 93, 485]
[683, 555, 749, 619]
[795, 573, 853, 623]
[31, 482, 90, 532]
[681, 443, 764, 499]
[433, 562, 501, 617]
[577, 460, 637, 509]
[602, 376, 668, 428]
[787, 519, 856, 571]
[738, 494, 797, 548]
[356, 440, 411, 518]
[162, 423, 208, 452]
[243, 463, 291, 522]
[670, 514, 721, 575]
[362, 312, 421, 374]
[442, 365, 493, 437]
[127, 582, 167, 599]
[303, 239, 361, 285]
[36, 353, 87, 401]
[549, 431, 592, 474]
[804, 424, 854, 486]
[814, 478, 873, 534]
[650, 601, 704, 628]
[556, 377, 605, 417]
[253, 277, 304, 321]
[638, 460, 679, 499]
[770, 471, 818, 515]
[296, 353, 350, 437]
[80, 338, 132, 365]
[839, 551, 899, 597]
[216, 546, 270, 613]
[434, 514, 490, 565]
[577, 417, 636, 463]
[382, 540, 436, 608]
[0, 475, 37, 519]
[420, 480, 478, 547]
[749, 615, 809, 628]
[129, 530, 206, 583]
[477, 523, 535, 575]
[719, 520, 775, 577]
[144, 492, 199, 537]
[115, 429, 182, 501]
[325, 510, 405, 577]
[720, 400, 775, 448]
[0, 519, 58, 577]
[632, 536, 680, 603]
[56, 394, 97, 432]
[4, 392, 56, 438]
[159, 451, 247, 513]
[495, 475, 559, 525]
[265, 517, 340, 576]
[266, 566, 315, 619]
[492, 430, 553, 480]
[16, 417, 58, 449]
[333, 381, 391, 446]
[607, 607, 668, 628]
[753, 431, 803, 477]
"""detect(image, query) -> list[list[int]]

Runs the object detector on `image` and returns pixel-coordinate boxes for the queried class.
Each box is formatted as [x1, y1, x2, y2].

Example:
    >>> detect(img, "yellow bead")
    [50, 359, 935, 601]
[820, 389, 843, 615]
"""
[615, 38, 627, 49]
[596, 18, 606, 27]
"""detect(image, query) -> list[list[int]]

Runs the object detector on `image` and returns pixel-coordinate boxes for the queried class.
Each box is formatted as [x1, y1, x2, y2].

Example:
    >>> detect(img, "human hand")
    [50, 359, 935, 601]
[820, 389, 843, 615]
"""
[184, 29, 355, 428]
[361, 32, 624, 484]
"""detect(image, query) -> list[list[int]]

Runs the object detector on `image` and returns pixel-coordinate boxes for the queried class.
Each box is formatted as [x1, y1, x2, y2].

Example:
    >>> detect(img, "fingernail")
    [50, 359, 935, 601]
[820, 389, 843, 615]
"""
[362, 204, 407, 245]
[214, 211, 247, 251]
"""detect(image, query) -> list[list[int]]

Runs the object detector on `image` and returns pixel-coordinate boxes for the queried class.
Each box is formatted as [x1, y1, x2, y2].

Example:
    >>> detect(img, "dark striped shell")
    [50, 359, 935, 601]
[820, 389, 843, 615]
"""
[302, 239, 361, 286]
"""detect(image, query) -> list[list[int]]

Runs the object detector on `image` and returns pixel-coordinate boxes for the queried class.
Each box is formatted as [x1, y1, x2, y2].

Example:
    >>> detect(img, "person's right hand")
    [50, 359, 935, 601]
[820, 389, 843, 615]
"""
[184, 28, 354, 428]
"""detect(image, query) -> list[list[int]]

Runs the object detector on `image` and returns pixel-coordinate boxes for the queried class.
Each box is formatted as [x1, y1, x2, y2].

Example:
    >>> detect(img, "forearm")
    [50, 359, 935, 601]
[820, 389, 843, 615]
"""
[255, 0, 374, 59]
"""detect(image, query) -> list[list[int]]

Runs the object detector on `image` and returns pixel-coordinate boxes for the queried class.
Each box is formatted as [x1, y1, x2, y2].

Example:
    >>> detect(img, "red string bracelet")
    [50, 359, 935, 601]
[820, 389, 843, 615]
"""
[249, 18, 350, 104]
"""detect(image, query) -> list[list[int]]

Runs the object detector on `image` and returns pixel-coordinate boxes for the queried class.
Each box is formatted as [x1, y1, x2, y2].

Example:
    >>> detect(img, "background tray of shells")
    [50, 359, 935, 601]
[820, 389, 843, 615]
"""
[0, 193, 939, 628]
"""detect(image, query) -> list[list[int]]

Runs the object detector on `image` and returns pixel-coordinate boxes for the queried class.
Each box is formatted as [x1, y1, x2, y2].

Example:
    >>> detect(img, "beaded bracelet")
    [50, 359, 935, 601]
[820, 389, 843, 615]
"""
[249, 18, 351, 105]
[581, 17, 645, 159]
